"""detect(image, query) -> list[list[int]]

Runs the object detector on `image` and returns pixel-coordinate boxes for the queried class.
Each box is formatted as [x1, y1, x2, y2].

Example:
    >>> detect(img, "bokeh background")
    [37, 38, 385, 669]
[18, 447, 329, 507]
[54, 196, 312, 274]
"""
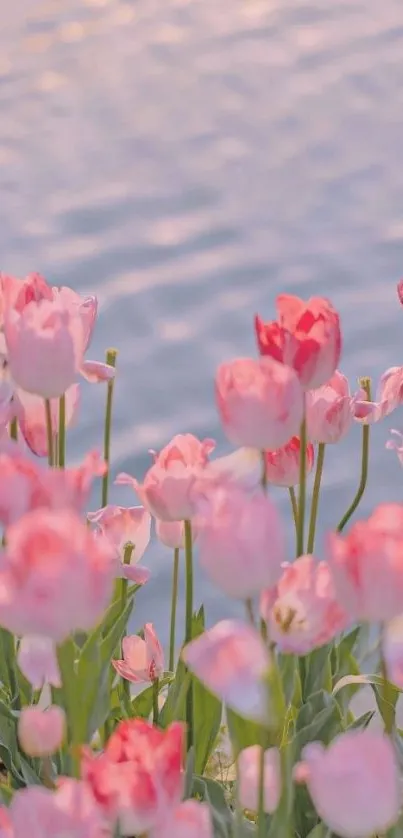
[1, 0, 403, 637]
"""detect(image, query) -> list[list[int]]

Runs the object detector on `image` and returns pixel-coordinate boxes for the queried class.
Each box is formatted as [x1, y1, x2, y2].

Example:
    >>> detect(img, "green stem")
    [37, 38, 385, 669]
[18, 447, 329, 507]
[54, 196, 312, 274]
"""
[152, 677, 159, 726]
[120, 543, 134, 609]
[101, 348, 118, 507]
[169, 548, 180, 672]
[380, 627, 394, 736]
[261, 450, 267, 491]
[296, 407, 307, 556]
[337, 377, 371, 533]
[9, 417, 18, 441]
[245, 598, 256, 627]
[44, 399, 54, 467]
[307, 443, 326, 553]
[58, 393, 66, 469]
[257, 742, 266, 838]
[289, 486, 298, 529]
[184, 519, 194, 751]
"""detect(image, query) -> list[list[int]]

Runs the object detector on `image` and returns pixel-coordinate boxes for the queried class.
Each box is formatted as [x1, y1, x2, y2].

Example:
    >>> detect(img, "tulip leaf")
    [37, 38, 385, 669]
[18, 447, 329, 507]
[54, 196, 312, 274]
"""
[192, 775, 233, 838]
[193, 675, 222, 774]
[130, 676, 172, 721]
[300, 645, 333, 700]
[226, 708, 275, 756]
[0, 629, 19, 706]
[56, 638, 79, 741]
[278, 654, 302, 708]
[305, 825, 329, 838]
[292, 691, 343, 758]
[346, 709, 375, 731]
[333, 672, 401, 729]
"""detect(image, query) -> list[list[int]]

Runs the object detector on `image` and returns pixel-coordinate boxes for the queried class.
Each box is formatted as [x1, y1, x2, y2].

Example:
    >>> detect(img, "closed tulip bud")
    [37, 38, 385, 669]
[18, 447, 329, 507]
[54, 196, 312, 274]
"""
[18, 706, 65, 757]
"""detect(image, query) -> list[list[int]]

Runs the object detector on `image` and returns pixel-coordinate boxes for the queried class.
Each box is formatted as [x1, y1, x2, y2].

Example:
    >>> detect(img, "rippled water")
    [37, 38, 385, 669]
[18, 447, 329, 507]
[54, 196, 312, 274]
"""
[2, 0, 403, 633]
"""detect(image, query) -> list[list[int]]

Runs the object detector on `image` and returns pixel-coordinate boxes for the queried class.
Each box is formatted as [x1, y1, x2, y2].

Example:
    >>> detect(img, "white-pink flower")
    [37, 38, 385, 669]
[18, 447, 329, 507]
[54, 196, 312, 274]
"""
[112, 623, 164, 684]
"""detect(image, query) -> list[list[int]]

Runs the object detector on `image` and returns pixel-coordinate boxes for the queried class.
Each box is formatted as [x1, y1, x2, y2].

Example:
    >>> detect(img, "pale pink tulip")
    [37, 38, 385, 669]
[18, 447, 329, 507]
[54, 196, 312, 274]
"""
[18, 706, 65, 757]
[355, 366, 403, 424]
[295, 731, 400, 837]
[5, 779, 107, 838]
[306, 371, 363, 444]
[255, 294, 341, 390]
[194, 484, 285, 599]
[80, 360, 115, 383]
[15, 384, 80, 457]
[238, 745, 281, 813]
[0, 509, 116, 641]
[265, 436, 314, 487]
[149, 800, 213, 838]
[112, 623, 164, 684]
[201, 447, 262, 491]
[155, 519, 185, 549]
[4, 298, 86, 398]
[116, 433, 215, 522]
[327, 504, 403, 622]
[82, 719, 184, 836]
[262, 555, 348, 654]
[398, 278, 403, 306]
[386, 429, 403, 466]
[88, 504, 151, 584]
[215, 357, 303, 450]
[182, 619, 272, 723]
[17, 636, 60, 690]
[381, 614, 403, 688]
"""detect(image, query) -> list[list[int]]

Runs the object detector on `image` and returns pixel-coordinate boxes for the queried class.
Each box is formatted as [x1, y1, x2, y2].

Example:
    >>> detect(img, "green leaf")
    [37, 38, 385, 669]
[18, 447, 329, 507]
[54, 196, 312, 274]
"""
[56, 638, 79, 740]
[193, 676, 222, 774]
[292, 691, 343, 759]
[226, 709, 272, 756]
[0, 629, 19, 705]
[346, 710, 375, 731]
[0, 783, 13, 804]
[19, 756, 41, 786]
[184, 746, 195, 799]
[301, 646, 333, 699]
[130, 676, 172, 720]
[306, 825, 328, 838]
[278, 654, 302, 707]
[160, 608, 203, 728]
[192, 775, 232, 838]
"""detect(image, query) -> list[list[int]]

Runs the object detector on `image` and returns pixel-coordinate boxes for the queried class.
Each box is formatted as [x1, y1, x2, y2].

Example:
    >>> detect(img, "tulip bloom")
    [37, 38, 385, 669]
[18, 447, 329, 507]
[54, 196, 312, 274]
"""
[0, 509, 116, 641]
[17, 636, 60, 690]
[149, 800, 213, 838]
[295, 731, 400, 837]
[18, 706, 65, 757]
[262, 555, 348, 655]
[82, 718, 184, 836]
[116, 433, 215, 522]
[381, 614, 403, 688]
[255, 294, 341, 390]
[195, 484, 284, 599]
[4, 298, 86, 398]
[327, 503, 403, 622]
[215, 357, 303, 450]
[306, 371, 362, 444]
[156, 519, 185, 549]
[182, 619, 272, 723]
[265, 436, 314, 487]
[354, 366, 403, 424]
[238, 746, 281, 813]
[2, 779, 106, 838]
[88, 504, 151, 584]
[113, 623, 164, 684]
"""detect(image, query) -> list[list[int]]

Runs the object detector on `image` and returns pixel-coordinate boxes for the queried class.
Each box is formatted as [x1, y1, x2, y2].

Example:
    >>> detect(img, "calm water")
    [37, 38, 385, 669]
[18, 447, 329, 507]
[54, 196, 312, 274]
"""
[2, 0, 403, 636]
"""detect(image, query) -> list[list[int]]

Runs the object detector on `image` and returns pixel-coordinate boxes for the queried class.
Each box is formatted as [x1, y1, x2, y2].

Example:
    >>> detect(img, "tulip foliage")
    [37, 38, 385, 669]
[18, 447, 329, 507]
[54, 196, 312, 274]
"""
[1, 279, 403, 837]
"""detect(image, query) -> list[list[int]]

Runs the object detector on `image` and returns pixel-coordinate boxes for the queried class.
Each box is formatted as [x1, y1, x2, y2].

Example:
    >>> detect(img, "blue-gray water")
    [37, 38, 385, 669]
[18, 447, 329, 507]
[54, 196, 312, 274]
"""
[1, 0, 403, 639]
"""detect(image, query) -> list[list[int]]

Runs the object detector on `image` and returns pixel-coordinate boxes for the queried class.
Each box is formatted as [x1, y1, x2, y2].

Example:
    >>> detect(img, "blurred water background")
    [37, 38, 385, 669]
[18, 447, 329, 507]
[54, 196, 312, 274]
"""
[1, 0, 403, 639]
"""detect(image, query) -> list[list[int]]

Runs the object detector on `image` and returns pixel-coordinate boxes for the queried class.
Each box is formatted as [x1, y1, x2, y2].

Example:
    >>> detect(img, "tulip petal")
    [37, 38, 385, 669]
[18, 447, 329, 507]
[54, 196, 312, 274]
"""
[80, 360, 115, 383]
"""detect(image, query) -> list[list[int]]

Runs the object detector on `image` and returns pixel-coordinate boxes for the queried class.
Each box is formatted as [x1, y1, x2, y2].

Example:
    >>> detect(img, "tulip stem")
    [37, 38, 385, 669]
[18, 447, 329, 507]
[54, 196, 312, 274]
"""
[152, 677, 159, 726]
[101, 348, 118, 508]
[307, 443, 326, 553]
[58, 393, 66, 469]
[120, 542, 134, 610]
[337, 378, 371, 533]
[380, 628, 394, 736]
[169, 548, 180, 672]
[288, 486, 298, 529]
[260, 451, 267, 491]
[245, 598, 256, 627]
[296, 409, 307, 556]
[184, 519, 194, 751]
[44, 399, 54, 467]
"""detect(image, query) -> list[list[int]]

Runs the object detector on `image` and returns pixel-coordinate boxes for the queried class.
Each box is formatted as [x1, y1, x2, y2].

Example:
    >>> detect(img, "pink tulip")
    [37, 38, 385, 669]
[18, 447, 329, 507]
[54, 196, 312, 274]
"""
[238, 745, 281, 813]
[387, 429, 403, 466]
[194, 484, 285, 599]
[15, 384, 80, 457]
[116, 433, 215, 521]
[182, 619, 272, 723]
[327, 503, 403, 622]
[265, 436, 314, 487]
[155, 519, 185, 549]
[306, 371, 363, 444]
[0, 509, 116, 641]
[83, 719, 184, 836]
[80, 360, 115, 383]
[354, 366, 403, 425]
[295, 731, 400, 837]
[149, 800, 213, 838]
[261, 555, 348, 655]
[17, 636, 60, 690]
[381, 615, 403, 688]
[215, 357, 303, 450]
[255, 294, 341, 390]
[18, 706, 65, 757]
[112, 623, 164, 683]
[3, 779, 107, 838]
[4, 298, 86, 398]
[88, 504, 151, 584]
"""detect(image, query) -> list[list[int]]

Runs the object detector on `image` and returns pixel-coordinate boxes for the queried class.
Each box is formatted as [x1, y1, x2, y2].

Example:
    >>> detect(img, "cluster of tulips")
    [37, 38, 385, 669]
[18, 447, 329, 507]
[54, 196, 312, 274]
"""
[0, 274, 403, 837]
